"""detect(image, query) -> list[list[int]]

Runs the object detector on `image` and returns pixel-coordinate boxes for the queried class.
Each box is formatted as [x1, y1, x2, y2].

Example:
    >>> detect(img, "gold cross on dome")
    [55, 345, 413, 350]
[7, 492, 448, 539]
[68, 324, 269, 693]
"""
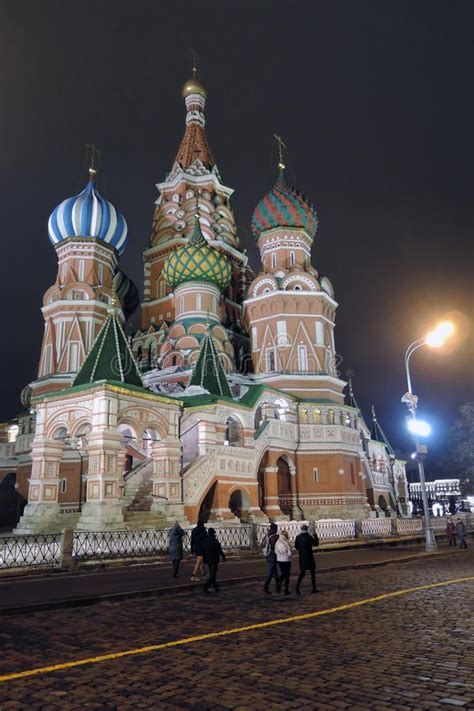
[87, 143, 101, 180]
[273, 134, 286, 170]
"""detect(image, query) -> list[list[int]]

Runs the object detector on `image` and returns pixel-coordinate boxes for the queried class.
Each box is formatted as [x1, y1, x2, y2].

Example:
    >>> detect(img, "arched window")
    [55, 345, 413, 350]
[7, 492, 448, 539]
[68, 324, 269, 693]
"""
[224, 416, 243, 447]
[78, 260, 85, 281]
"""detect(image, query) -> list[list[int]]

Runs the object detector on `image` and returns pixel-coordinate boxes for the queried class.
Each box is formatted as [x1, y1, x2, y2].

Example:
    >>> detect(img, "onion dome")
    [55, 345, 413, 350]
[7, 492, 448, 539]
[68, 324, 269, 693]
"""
[48, 167, 128, 255]
[162, 213, 231, 290]
[251, 169, 318, 240]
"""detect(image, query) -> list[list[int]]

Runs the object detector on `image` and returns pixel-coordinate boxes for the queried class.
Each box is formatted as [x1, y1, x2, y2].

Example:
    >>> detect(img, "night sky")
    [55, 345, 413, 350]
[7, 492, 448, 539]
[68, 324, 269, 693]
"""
[0, 0, 472, 460]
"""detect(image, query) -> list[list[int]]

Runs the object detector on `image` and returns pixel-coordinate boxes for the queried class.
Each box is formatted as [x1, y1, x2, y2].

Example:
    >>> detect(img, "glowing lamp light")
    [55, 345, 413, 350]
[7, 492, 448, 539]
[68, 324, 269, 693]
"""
[425, 321, 455, 348]
[407, 419, 431, 437]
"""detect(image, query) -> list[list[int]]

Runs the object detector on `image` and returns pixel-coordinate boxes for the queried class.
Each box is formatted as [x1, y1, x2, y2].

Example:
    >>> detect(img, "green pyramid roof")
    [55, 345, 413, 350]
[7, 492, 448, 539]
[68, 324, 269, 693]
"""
[73, 309, 144, 388]
[189, 330, 232, 398]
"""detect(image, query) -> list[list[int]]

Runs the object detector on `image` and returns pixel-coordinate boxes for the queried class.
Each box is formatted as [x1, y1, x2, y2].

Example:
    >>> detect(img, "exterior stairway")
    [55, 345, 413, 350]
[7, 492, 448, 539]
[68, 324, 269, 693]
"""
[122, 460, 170, 530]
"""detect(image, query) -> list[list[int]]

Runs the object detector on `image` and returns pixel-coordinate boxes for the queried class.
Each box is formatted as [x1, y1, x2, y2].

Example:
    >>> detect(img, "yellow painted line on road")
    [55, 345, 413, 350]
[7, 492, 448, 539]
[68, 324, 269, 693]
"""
[1, 575, 473, 683]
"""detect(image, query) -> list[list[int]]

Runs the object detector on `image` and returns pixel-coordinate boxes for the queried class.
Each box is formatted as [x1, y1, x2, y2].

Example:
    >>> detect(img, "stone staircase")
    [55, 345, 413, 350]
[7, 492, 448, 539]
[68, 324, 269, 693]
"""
[122, 460, 170, 530]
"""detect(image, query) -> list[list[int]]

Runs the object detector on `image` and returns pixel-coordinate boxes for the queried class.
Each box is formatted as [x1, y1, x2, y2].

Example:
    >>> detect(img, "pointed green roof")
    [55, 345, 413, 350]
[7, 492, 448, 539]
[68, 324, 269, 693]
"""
[73, 309, 144, 388]
[189, 329, 232, 398]
[370, 406, 395, 458]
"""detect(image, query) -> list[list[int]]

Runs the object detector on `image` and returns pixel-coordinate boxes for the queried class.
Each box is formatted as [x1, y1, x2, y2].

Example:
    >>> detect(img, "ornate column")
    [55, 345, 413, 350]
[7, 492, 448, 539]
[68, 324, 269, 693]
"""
[289, 462, 304, 521]
[150, 438, 184, 519]
[262, 465, 285, 519]
[15, 439, 64, 533]
[76, 429, 125, 530]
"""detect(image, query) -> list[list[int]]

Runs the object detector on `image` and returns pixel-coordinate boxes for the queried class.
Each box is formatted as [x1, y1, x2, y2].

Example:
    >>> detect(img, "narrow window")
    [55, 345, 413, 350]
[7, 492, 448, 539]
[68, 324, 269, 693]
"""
[60, 478, 67, 494]
[98, 263, 104, 284]
[313, 467, 319, 483]
[251, 326, 258, 352]
[78, 260, 85, 281]
[315, 321, 324, 345]
[44, 345, 52, 375]
[196, 293, 202, 311]
[267, 349, 275, 372]
[271, 253, 276, 269]
[69, 342, 79, 371]
[290, 251, 296, 266]
[297, 345, 308, 371]
[277, 320, 287, 346]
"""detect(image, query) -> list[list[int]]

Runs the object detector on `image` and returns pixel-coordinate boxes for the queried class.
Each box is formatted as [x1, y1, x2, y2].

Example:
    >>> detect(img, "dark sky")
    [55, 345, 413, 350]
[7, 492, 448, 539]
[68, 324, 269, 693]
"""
[0, 0, 472, 460]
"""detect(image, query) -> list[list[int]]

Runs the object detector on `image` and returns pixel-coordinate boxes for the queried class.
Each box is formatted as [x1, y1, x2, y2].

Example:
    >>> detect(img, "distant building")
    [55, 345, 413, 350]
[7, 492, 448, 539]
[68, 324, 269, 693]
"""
[409, 479, 461, 516]
[0, 72, 409, 532]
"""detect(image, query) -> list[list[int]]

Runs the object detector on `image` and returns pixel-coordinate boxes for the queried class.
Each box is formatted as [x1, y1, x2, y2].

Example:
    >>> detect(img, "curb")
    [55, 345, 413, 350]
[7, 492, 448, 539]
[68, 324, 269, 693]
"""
[0, 549, 463, 617]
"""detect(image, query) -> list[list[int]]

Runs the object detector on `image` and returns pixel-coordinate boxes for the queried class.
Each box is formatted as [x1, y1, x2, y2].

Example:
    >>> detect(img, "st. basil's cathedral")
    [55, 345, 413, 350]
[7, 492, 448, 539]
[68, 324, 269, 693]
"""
[0, 71, 409, 532]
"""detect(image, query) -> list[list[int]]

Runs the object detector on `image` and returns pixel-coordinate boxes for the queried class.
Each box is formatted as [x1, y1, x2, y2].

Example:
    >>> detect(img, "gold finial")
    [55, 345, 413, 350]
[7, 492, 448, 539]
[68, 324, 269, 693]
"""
[87, 143, 100, 182]
[182, 51, 207, 99]
[192, 49, 198, 79]
[274, 134, 286, 171]
[371, 405, 377, 421]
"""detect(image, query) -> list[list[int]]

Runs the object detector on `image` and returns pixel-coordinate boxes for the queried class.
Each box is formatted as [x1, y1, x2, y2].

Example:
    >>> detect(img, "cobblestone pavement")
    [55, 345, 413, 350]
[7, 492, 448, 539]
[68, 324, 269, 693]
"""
[0, 550, 472, 710]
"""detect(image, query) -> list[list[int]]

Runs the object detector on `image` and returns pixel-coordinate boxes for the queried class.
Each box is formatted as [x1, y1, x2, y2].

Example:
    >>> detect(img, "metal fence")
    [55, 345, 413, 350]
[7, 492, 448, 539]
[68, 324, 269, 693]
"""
[1, 515, 471, 571]
[73, 525, 254, 562]
[0, 533, 61, 569]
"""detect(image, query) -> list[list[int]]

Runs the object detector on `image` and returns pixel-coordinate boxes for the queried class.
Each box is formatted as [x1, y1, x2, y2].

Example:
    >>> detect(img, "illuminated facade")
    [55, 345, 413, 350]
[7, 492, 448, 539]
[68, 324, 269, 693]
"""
[0, 72, 409, 532]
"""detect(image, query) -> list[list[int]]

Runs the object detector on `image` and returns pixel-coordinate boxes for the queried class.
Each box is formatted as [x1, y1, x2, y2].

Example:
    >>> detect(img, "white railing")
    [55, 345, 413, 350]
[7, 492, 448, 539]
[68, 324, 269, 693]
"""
[396, 518, 423, 534]
[361, 518, 392, 536]
[316, 519, 357, 541]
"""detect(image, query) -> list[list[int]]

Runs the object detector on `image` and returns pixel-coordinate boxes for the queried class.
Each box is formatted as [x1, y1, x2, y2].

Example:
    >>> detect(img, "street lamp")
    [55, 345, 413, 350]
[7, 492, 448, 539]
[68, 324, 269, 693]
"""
[402, 320, 454, 552]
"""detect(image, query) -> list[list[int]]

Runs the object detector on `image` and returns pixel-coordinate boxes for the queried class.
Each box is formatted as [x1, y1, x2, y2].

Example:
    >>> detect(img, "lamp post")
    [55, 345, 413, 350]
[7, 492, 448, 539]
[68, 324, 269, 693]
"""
[402, 321, 454, 553]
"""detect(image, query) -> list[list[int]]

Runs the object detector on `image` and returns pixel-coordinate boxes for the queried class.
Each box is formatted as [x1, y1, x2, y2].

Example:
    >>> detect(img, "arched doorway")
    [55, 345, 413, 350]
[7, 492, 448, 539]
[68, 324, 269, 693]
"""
[228, 489, 250, 520]
[277, 457, 292, 517]
[225, 416, 243, 447]
[198, 482, 217, 523]
[0, 473, 26, 529]
[378, 495, 388, 515]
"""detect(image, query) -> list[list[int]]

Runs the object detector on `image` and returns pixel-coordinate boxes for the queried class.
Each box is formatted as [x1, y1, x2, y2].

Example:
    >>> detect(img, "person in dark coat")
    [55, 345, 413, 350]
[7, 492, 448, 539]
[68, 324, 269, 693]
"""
[203, 528, 226, 592]
[190, 520, 208, 581]
[456, 518, 468, 549]
[168, 521, 185, 577]
[446, 518, 456, 547]
[263, 522, 281, 594]
[294, 524, 319, 594]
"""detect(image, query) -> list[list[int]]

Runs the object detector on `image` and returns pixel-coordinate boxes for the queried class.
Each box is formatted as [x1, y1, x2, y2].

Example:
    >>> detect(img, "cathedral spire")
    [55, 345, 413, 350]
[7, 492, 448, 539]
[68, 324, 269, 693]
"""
[175, 65, 214, 170]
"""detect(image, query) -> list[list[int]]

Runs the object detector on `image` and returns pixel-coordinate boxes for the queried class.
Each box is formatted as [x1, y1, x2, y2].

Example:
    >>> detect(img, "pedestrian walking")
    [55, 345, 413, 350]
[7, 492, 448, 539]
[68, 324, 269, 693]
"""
[446, 517, 457, 547]
[190, 520, 208, 581]
[168, 521, 185, 578]
[263, 522, 281, 594]
[455, 518, 468, 549]
[275, 529, 292, 594]
[203, 528, 226, 592]
[295, 524, 319, 595]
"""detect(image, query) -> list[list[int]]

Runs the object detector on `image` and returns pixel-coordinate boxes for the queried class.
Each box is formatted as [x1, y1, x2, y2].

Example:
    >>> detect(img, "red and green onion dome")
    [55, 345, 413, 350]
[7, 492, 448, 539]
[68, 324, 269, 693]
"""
[251, 169, 318, 240]
[163, 214, 231, 291]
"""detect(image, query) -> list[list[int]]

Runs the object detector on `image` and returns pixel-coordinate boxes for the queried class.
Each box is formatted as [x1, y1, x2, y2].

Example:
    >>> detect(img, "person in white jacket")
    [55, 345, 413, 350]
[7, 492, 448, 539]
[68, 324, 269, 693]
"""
[274, 529, 292, 594]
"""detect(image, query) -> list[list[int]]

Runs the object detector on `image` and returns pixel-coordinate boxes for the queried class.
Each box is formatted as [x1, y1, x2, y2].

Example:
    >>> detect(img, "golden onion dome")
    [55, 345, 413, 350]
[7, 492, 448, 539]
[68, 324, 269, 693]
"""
[181, 77, 207, 99]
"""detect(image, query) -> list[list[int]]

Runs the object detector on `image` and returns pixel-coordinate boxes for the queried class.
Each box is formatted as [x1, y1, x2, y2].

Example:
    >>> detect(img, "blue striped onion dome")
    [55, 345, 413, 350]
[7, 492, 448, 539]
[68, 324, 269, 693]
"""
[251, 169, 318, 240]
[48, 179, 128, 255]
[163, 214, 231, 291]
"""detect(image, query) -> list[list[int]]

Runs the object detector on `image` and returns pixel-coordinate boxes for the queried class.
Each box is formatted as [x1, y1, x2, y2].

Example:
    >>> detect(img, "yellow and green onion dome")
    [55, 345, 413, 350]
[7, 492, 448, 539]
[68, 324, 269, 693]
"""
[163, 214, 231, 291]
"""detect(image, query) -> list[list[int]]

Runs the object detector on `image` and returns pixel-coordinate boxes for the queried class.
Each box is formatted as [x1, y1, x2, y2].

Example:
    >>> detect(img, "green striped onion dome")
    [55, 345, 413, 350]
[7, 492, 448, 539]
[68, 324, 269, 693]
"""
[163, 215, 231, 290]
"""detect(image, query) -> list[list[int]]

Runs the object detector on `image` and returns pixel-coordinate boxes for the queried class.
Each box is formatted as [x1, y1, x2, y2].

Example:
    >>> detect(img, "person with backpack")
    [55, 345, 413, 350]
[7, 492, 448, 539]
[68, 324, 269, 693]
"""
[263, 522, 281, 594]
[275, 529, 292, 594]
[190, 520, 207, 581]
[168, 521, 185, 578]
[294, 524, 319, 595]
[203, 528, 226, 592]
